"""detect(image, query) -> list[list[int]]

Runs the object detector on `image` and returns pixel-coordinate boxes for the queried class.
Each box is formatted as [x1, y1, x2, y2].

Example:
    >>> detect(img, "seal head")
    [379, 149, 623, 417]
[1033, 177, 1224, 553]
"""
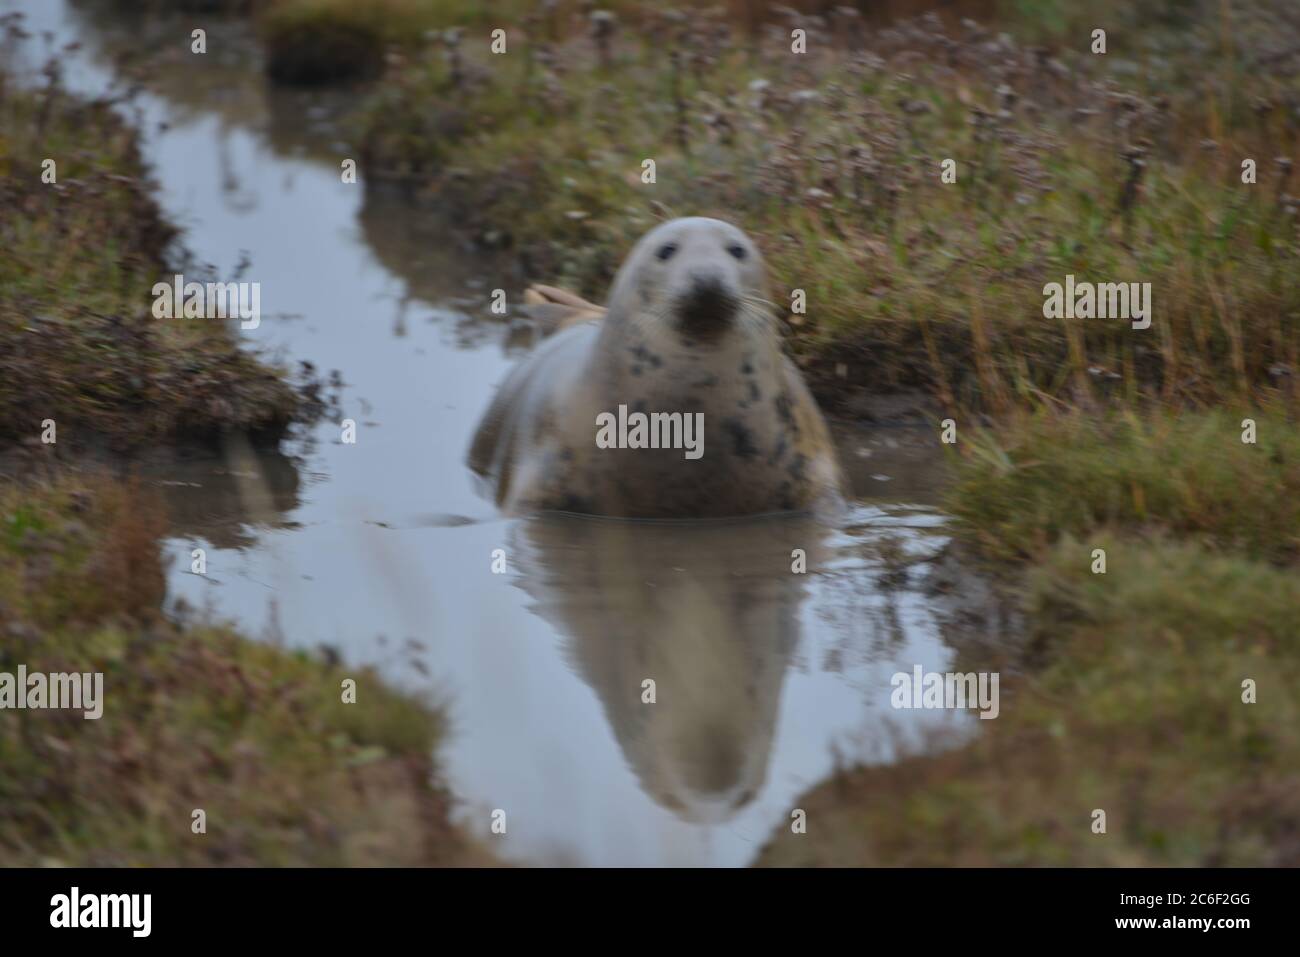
[607, 217, 761, 343]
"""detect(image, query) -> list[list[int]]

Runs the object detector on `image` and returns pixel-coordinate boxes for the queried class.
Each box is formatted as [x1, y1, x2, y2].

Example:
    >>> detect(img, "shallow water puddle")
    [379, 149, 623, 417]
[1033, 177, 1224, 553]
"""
[5, 0, 979, 866]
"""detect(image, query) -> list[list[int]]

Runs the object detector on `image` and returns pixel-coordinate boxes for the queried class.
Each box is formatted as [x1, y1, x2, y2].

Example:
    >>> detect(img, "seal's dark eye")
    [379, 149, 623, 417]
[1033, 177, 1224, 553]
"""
[727, 243, 747, 260]
[656, 243, 678, 262]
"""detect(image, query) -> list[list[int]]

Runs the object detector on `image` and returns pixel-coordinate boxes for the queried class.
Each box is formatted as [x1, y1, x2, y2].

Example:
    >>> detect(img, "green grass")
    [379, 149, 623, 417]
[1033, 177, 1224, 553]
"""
[356, 1, 1300, 413]
[0, 477, 489, 866]
[0, 78, 305, 448]
[947, 408, 1300, 563]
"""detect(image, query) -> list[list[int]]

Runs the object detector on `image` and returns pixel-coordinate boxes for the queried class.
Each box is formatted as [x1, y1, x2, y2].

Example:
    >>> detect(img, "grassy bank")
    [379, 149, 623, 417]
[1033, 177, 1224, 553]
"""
[0, 478, 489, 865]
[0, 69, 305, 450]
[949, 409, 1300, 563]
[256, 0, 1283, 87]
[756, 409, 1300, 865]
[352, 1, 1299, 413]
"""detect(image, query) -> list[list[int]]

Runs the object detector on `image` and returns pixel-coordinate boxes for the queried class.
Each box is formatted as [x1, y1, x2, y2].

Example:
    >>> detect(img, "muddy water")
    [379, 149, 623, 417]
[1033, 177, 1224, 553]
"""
[6, 1, 978, 866]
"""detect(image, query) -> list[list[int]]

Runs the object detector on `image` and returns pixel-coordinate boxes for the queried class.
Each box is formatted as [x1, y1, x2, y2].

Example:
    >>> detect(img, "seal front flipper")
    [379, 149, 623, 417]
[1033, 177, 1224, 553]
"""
[522, 284, 606, 336]
[525, 283, 603, 313]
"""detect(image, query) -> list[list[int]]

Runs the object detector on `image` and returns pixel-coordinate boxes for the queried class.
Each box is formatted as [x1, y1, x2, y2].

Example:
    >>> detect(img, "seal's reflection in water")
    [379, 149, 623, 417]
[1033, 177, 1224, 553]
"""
[510, 512, 831, 824]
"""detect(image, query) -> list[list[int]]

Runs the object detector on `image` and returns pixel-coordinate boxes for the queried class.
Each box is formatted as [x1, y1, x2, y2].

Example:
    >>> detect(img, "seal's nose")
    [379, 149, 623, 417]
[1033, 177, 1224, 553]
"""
[677, 268, 739, 335]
